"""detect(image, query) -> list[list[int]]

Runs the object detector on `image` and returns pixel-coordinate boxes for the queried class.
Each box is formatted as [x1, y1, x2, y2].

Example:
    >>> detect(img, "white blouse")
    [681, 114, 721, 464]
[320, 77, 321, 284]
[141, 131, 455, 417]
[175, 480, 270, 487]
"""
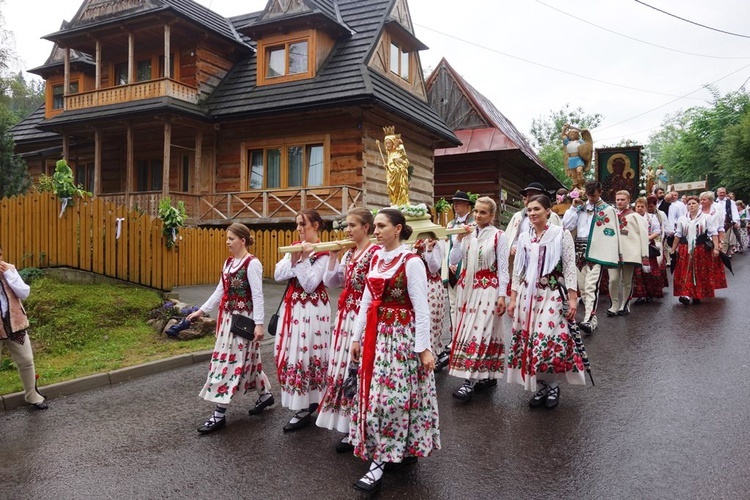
[0, 266, 30, 316]
[352, 246, 431, 353]
[448, 226, 509, 298]
[274, 251, 330, 294]
[417, 239, 444, 275]
[201, 256, 265, 324]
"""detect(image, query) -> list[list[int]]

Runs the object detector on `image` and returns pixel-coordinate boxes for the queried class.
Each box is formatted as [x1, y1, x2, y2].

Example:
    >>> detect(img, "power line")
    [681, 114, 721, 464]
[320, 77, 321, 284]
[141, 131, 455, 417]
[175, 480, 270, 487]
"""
[594, 62, 750, 133]
[535, 0, 750, 60]
[634, 0, 750, 39]
[415, 23, 705, 101]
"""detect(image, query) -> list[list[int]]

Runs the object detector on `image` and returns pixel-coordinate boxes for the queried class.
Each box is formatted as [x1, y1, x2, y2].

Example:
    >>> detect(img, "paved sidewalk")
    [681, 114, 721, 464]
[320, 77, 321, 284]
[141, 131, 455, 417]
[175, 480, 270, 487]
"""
[1, 280, 341, 411]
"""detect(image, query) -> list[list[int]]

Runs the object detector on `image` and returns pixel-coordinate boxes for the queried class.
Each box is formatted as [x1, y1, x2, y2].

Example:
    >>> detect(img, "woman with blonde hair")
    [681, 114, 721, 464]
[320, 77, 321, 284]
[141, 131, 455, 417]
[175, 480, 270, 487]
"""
[187, 223, 272, 433]
[448, 196, 509, 402]
[316, 207, 379, 451]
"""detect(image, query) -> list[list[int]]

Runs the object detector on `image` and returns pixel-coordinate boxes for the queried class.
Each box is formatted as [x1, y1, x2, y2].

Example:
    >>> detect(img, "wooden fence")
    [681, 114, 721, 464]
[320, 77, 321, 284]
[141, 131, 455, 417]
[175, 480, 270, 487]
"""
[0, 192, 340, 290]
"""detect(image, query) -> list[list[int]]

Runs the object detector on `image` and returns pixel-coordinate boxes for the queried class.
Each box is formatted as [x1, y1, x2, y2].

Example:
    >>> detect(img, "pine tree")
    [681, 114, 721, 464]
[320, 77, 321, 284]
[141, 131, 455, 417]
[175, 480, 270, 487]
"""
[0, 119, 30, 198]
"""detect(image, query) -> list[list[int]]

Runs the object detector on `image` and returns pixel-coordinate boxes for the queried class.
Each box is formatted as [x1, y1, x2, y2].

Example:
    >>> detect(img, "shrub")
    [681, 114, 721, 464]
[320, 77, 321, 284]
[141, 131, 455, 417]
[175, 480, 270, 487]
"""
[19, 267, 45, 284]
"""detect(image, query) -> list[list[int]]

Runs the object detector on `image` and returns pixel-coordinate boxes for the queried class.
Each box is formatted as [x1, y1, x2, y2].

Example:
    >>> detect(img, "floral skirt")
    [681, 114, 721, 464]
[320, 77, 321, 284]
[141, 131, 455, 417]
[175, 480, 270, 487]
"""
[448, 283, 504, 380]
[507, 284, 586, 392]
[673, 244, 726, 299]
[633, 255, 667, 298]
[316, 308, 357, 433]
[427, 278, 447, 351]
[199, 311, 270, 404]
[350, 319, 440, 462]
[274, 300, 331, 410]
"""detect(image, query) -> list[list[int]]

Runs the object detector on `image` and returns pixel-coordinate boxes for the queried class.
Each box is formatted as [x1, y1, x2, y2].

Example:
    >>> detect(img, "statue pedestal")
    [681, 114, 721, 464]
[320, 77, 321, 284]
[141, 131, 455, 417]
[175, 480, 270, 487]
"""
[403, 214, 447, 244]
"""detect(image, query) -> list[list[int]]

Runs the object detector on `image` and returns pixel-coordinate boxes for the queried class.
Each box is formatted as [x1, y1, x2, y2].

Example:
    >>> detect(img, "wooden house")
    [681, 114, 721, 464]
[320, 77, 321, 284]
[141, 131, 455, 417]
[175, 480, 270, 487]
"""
[426, 58, 562, 209]
[12, 0, 458, 225]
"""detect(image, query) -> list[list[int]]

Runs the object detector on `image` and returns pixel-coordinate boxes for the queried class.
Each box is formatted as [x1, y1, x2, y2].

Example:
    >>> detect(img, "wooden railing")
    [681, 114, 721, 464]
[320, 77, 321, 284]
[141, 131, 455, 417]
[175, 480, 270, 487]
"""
[65, 78, 199, 111]
[98, 186, 362, 223]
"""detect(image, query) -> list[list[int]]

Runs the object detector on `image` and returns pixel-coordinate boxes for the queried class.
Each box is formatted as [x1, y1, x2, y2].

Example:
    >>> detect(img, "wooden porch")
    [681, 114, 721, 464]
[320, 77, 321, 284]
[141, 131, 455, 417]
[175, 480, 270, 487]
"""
[65, 78, 199, 110]
[98, 185, 363, 225]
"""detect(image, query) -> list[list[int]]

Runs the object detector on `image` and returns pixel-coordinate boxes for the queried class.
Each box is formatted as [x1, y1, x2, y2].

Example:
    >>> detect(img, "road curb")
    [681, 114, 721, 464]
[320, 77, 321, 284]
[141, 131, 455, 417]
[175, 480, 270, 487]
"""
[1, 349, 214, 411]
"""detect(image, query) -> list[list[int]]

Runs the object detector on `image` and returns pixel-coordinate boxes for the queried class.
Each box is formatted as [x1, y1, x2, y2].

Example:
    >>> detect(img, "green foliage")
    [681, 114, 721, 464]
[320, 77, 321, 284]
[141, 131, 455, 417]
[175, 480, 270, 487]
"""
[434, 198, 450, 214]
[24, 277, 163, 355]
[158, 196, 187, 249]
[18, 267, 44, 284]
[465, 192, 479, 204]
[648, 87, 750, 197]
[529, 104, 603, 187]
[0, 118, 30, 197]
[37, 159, 92, 204]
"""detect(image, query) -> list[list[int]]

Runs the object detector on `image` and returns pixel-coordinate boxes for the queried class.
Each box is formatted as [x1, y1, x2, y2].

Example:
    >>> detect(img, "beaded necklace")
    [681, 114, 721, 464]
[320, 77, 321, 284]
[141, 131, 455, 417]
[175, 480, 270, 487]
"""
[530, 223, 550, 243]
[377, 249, 402, 274]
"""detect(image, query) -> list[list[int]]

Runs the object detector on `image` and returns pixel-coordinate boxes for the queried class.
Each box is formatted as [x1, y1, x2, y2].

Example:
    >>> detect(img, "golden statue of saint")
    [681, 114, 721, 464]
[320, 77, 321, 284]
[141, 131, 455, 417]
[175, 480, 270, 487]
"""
[379, 126, 410, 206]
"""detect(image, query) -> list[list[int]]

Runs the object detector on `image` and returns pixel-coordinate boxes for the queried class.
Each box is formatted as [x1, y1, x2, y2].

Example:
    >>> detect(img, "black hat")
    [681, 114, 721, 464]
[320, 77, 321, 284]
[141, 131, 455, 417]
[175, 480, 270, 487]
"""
[520, 182, 548, 196]
[451, 190, 474, 205]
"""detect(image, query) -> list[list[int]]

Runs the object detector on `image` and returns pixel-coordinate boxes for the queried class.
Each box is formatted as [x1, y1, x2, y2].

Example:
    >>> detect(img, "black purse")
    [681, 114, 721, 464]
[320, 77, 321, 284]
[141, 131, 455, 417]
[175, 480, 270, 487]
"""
[230, 314, 256, 341]
[342, 362, 359, 399]
[268, 281, 293, 336]
[648, 243, 661, 258]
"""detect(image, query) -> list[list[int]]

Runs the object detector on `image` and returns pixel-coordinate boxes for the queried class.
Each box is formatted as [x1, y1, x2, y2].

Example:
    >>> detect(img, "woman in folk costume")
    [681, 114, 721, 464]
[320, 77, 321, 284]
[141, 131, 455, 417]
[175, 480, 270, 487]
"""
[507, 195, 585, 409]
[649, 195, 671, 291]
[448, 196, 509, 402]
[670, 196, 723, 305]
[0, 245, 48, 410]
[413, 233, 446, 360]
[316, 208, 379, 452]
[632, 197, 665, 303]
[349, 209, 440, 494]
[274, 209, 331, 432]
[188, 223, 272, 433]
[699, 191, 728, 292]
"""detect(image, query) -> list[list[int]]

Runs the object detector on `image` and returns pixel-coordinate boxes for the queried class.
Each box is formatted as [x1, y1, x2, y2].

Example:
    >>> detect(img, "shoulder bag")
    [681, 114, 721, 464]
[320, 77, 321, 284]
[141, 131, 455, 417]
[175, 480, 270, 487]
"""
[267, 280, 293, 336]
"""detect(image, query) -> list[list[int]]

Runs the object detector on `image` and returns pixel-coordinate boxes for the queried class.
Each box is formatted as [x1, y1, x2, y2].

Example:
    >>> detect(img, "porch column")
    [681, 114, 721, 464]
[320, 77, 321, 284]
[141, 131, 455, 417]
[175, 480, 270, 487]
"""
[194, 129, 202, 193]
[94, 130, 102, 196]
[164, 24, 171, 78]
[128, 33, 134, 84]
[63, 48, 70, 109]
[62, 133, 69, 162]
[95, 40, 101, 90]
[163, 122, 172, 197]
[126, 124, 134, 202]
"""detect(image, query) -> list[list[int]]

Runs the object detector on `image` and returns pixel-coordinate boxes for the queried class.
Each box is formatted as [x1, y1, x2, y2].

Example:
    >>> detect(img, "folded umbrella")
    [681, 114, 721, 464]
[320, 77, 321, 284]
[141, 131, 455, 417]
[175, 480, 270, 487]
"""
[719, 251, 734, 276]
[559, 286, 595, 385]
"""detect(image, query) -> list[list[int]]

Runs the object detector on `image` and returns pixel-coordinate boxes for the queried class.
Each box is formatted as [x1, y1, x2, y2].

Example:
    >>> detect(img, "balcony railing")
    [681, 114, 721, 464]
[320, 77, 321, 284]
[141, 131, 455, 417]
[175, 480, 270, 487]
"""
[97, 186, 363, 224]
[65, 78, 199, 111]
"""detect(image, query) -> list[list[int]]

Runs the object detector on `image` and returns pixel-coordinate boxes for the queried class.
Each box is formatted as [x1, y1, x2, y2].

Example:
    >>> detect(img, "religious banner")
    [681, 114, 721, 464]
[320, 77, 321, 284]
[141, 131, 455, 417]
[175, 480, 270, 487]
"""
[596, 146, 642, 203]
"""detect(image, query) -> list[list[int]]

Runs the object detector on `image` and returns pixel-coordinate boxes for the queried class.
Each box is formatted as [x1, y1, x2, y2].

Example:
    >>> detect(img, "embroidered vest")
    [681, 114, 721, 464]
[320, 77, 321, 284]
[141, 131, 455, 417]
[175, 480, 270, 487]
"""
[219, 255, 255, 315]
[338, 245, 379, 314]
[287, 245, 330, 307]
[369, 254, 415, 326]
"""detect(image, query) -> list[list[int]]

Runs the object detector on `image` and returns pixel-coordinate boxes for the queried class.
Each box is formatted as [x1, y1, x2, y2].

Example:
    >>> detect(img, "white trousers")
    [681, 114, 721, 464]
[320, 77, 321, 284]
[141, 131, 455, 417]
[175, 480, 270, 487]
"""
[577, 263, 603, 330]
[1, 335, 45, 404]
[608, 264, 636, 313]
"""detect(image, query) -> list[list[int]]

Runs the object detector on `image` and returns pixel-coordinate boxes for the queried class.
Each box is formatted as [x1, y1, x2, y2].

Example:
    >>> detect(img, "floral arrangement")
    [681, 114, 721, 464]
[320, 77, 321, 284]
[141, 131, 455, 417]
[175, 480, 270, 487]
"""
[394, 203, 428, 218]
[158, 196, 187, 249]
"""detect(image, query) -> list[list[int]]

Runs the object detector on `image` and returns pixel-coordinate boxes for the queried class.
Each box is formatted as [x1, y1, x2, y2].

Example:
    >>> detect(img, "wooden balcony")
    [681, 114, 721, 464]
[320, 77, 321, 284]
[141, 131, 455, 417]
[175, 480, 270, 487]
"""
[65, 78, 199, 111]
[98, 185, 363, 224]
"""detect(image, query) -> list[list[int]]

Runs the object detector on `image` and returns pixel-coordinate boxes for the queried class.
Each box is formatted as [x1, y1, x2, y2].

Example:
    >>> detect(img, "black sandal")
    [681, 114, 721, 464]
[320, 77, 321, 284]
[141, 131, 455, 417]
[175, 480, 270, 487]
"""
[354, 462, 385, 493]
[529, 381, 549, 408]
[545, 385, 560, 409]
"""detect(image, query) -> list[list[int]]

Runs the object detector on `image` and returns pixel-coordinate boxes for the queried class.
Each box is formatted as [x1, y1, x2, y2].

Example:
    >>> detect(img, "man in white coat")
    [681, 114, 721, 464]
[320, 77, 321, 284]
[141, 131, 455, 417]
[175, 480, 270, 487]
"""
[607, 191, 650, 317]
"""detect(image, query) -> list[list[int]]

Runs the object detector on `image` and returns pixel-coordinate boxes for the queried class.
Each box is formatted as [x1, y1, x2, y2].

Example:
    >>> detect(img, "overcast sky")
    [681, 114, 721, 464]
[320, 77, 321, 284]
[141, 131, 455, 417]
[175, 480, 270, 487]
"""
[4, 0, 750, 147]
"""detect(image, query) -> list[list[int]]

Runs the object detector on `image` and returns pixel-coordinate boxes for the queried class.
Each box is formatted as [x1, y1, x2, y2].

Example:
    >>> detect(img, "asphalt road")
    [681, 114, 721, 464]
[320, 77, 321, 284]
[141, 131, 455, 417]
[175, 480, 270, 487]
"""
[2, 257, 749, 499]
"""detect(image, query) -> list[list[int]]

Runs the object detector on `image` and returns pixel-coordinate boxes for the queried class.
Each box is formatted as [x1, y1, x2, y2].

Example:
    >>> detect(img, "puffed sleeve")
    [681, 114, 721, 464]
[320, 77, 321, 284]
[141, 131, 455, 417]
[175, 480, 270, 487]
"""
[352, 284, 373, 343]
[674, 218, 685, 238]
[274, 254, 295, 282]
[496, 232, 509, 298]
[422, 240, 443, 275]
[406, 256, 431, 353]
[323, 250, 347, 289]
[247, 258, 264, 324]
[199, 276, 225, 315]
[706, 215, 719, 237]
[449, 237, 464, 265]
[562, 207, 579, 232]
[561, 230, 577, 292]
[294, 254, 330, 293]
[3, 267, 30, 301]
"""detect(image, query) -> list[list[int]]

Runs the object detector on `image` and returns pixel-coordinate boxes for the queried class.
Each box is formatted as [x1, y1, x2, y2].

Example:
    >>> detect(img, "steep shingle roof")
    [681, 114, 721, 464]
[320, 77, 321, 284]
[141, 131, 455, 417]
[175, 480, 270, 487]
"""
[210, 0, 457, 144]
[10, 106, 60, 145]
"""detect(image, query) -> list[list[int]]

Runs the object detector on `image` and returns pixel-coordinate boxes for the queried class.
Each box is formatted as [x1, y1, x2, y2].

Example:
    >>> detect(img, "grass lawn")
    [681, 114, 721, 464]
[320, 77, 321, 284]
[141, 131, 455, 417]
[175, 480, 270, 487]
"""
[0, 276, 214, 395]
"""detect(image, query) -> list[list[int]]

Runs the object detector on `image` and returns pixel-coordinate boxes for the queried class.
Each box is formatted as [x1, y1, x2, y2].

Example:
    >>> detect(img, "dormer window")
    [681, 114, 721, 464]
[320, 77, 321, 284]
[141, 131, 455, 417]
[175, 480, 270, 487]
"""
[390, 41, 410, 81]
[257, 30, 316, 86]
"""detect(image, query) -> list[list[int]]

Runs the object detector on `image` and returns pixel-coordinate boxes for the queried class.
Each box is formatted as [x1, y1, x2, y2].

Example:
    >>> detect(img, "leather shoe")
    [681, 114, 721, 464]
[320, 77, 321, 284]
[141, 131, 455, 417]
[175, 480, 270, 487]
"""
[283, 412, 311, 432]
[617, 309, 630, 316]
[197, 417, 226, 434]
[606, 310, 617, 317]
[678, 296, 690, 305]
[692, 298, 701, 305]
[578, 322, 592, 335]
[474, 378, 497, 391]
[354, 462, 385, 494]
[545, 385, 560, 409]
[336, 440, 355, 453]
[384, 456, 417, 470]
[31, 401, 49, 410]
[452, 382, 473, 401]
[248, 394, 274, 416]
[529, 383, 549, 408]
